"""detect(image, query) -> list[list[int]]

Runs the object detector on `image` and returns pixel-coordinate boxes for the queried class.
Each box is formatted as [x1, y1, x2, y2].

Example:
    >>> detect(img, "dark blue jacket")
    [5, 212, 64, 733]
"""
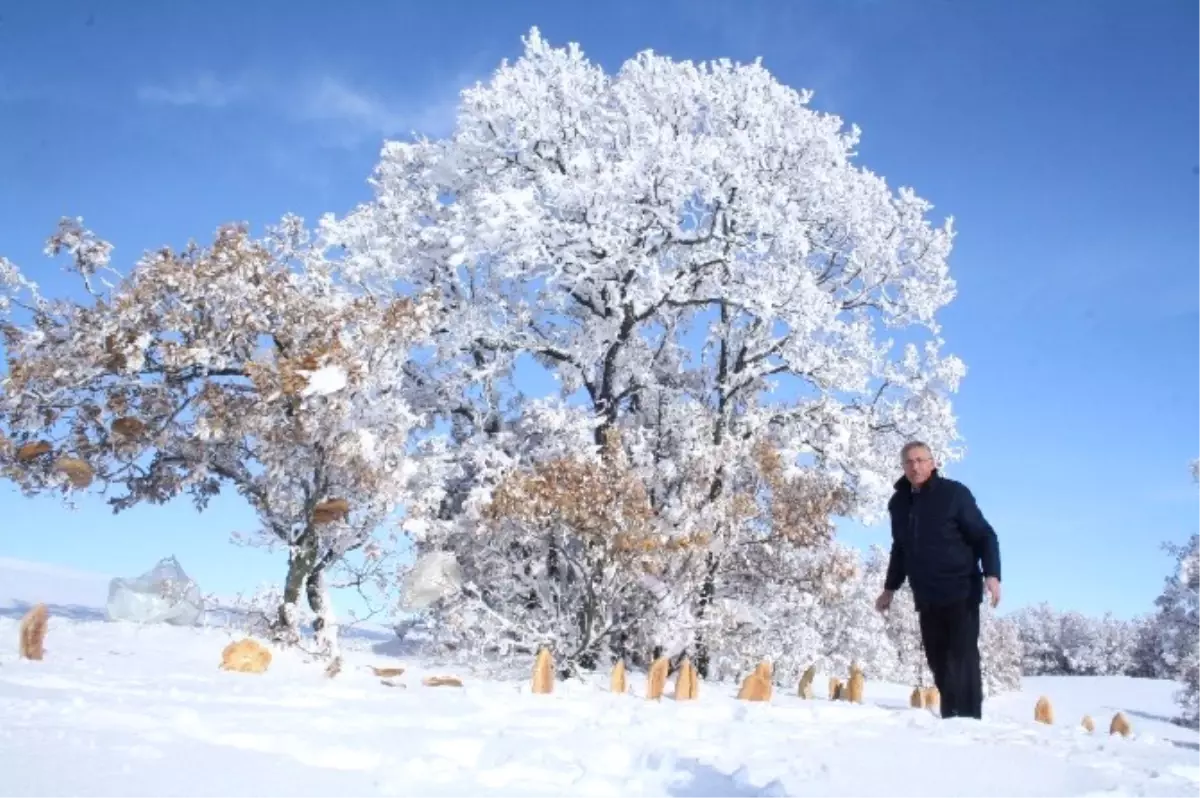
[883, 470, 1001, 610]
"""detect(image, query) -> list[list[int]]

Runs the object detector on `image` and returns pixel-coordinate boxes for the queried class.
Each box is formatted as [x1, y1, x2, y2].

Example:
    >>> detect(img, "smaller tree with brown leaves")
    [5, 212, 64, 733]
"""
[683, 438, 862, 681]
[424, 427, 702, 675]
[0, 217, 435, 656]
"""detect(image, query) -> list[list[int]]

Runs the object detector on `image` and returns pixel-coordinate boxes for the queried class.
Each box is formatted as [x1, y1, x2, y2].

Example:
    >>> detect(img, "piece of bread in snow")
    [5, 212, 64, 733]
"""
[739, 657, 777, 696]
[610, 660, 627, 694]
[750, 660, 774, 700]
[646, 656, 669, 700]
[370, 666, 406, 678]
[846, 668, 865, 704]
[1034, 696, 1054, 725]
[910, 687, 924, 708]
[754, 660, 772, 682]
[423, 676, 463, 688]
[798, 664, 816, 699]
[1081, 715, 1095, 733]
[674, 657, 699, 701]
[19, 603, 49, 661]
[531, 647, 554, 694]
[220, 639, 271, 674]
[922, 686, 940, 708]
[737, 672, 771, 702]
[796, 657, 816, 696]
[1109, 712, 1131, 737]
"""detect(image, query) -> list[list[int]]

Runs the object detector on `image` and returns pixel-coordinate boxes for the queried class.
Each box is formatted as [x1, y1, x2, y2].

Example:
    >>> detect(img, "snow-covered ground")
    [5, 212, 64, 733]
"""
[1, 560, 1197, 797]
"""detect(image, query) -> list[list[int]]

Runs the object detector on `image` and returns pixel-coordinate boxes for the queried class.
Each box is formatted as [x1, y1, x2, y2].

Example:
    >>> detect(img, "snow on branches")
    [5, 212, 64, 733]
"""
[0, 217, 437, 655]
[1010, 603, 1142, 677]
[424, 427, 710, 673]
[327, 27, 965, 522]
[979, 603, 1022, 697]
[324, 27, 969, 675]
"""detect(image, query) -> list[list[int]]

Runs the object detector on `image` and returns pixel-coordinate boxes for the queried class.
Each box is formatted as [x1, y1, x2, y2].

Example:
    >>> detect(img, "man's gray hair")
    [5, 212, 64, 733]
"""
[900, 440, 932, 459]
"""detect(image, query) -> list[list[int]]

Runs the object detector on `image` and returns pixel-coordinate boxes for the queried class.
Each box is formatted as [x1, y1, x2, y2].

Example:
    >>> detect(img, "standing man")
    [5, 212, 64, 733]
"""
[875, 441, 1001, 720]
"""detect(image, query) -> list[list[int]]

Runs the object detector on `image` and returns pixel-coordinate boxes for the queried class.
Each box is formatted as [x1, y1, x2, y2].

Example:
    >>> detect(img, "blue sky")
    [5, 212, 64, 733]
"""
[0, 0, 1195, 621]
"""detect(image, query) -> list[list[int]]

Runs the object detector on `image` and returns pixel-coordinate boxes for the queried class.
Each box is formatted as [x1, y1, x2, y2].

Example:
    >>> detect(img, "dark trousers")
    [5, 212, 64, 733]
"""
[918, 597, 983, 720]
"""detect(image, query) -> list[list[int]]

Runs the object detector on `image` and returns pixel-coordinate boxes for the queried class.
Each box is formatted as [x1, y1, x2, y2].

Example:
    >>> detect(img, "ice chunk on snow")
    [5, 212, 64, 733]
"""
[106, 556, 203, 626]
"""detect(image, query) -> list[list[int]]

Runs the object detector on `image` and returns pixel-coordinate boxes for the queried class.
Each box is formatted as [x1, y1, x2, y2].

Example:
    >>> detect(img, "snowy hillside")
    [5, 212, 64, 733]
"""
[1, 564, 1198, 797]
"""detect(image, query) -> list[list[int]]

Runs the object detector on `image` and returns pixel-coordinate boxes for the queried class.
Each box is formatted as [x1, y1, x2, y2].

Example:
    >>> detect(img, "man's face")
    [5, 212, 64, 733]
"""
[902, 446, 935, 486]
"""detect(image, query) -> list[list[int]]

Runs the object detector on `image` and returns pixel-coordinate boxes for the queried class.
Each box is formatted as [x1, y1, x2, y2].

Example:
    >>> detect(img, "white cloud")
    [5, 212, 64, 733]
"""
[136, 70, 466, 146]
[292, 74, 462, 146]
[298, 76, 404, 133]
[136, 72, 248, 108]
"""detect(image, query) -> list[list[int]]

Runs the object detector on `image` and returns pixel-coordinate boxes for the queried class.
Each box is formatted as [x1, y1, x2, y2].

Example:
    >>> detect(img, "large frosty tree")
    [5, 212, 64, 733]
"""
[325, 28, 968, 670]
[0, 217, 434, 655]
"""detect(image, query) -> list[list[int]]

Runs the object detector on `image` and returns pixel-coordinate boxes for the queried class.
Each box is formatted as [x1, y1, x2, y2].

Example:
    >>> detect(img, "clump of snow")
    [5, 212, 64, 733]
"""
[400, 550, 463, 610]
[300, 364, 348, 397]
[0, 604, 1196, 797]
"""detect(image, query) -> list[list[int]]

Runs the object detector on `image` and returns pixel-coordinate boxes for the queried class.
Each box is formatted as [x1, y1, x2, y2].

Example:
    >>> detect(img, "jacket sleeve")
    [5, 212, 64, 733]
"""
[958, 486, 1001, 580]
[883, 503, 907, 591]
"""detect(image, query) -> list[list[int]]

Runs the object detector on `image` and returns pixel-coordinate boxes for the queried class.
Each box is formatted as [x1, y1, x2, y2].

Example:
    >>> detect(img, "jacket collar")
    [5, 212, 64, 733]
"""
[895, 468, 941, 493]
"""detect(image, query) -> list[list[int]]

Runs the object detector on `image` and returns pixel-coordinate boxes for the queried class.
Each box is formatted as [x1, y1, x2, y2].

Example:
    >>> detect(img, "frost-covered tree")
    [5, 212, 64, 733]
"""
[327, 28, 967, 672]
[1012, 603, 1064, 675]
[810, 545, 898, 679]
[1151, 460, 1200, 726]
[1012, 603, 1160, 679]
[979, 604, 1022, 696]
[1154, 531, 1199, 727]
[678, 438, 861, 678]
[700, 537, 860, 685]
[877, 581, 1019, 695]
[1093, 612, 1137, 676]
[420, 423, 706, 673]
[1129, 613, 1170, 679]
[0, 218, 434, 655]
[1058, 610, 1107, 675]
[881, 584, 932, 687]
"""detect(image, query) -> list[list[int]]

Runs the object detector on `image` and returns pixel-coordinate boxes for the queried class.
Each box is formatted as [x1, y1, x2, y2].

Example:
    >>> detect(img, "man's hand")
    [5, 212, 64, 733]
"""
[875, 589, 895, 613]
[985, 576, 1001, 608]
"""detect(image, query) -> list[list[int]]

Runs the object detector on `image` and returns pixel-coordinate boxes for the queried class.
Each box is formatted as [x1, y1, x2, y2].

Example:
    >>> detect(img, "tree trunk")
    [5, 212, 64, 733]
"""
[275, 535, 318, 644]
[693, 551, 720, 678]
[306, 565, 339, 658]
